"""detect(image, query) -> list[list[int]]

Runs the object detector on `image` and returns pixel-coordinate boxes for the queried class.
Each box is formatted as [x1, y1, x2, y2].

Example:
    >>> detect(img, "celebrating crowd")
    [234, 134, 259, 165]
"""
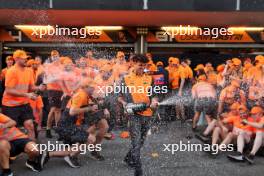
[0, 49, 264, 176]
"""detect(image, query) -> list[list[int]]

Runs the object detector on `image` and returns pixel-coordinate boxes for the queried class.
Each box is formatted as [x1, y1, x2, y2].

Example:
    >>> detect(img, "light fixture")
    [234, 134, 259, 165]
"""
[15, 25, 54, 30]
[85, 26, 123, 30]
[228, 27, 264, 31]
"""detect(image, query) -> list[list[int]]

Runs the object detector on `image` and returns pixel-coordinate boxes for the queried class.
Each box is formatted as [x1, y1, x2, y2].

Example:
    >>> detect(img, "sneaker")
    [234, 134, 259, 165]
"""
[46, 129, 53, 138]
[244, 154, 254, 164]
[195, 133, 210, 143]
[124, 156, 136, 168]
[25, 160, 41, 172]
[90, 151, 105, 161]
[227, 152, 244, 162]
[64, 156, 81, 168]
[1, 170, 14, 176]
[39, 151, 50, 169]
[134, 168, 143, 176]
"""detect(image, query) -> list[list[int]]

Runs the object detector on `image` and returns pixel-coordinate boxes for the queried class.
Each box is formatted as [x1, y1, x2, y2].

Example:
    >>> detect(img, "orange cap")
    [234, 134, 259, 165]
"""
[232, 58, 241, 66]
[170, 57, 180, 64]
[51, 50, 59, 57]
[156, 61, 164, 66]
[63, 58, 73, 65]
[194, 64, 205, 71]
[13, 50, 29, 60]
[217, 64, 225, 72]
[244, 63, 252, 69]
[116, 51, 125, 58]
[230, 102, 240, 110]
[250, 106, 263, 114]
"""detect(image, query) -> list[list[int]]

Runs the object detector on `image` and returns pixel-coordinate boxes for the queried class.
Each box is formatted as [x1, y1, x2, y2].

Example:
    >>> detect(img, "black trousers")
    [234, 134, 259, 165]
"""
[126, 114, 152, 168]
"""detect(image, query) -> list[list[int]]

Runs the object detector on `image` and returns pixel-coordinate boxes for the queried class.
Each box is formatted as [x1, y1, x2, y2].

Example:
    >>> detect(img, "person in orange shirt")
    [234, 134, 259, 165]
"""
[166, 57, 186, 121]
[1, 56, 14, 81]
[2, 50, 45, 141]
[195, 102, 241, 148]
[205, 65, 217, 86]
[221, 105, 255, 161]
[118, 54, 158, 176]
[45, 50, 63, 138]
[191, 75, 217, 130]
[218, 80, 246, 115]
[0, 113, 50, 175]
[59, 58, 80, 110]
[58, 79, 103, 162]
[27, 60, 44, 132]
[112, 51, 129, 83]
[216, 64, 225, 88]
[242, 106, 264, 164]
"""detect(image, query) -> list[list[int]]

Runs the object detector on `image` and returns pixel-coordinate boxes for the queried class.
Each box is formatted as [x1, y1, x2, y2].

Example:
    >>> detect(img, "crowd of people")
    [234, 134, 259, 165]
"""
[0, 49, 264, 176]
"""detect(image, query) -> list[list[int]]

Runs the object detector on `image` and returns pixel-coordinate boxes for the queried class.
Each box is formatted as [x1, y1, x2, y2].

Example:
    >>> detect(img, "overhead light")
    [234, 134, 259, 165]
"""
[228, 27, 264, 31]
[161, 26, 199, 31]
[85, 26, 123, 30]
[15, 25, 54, 29]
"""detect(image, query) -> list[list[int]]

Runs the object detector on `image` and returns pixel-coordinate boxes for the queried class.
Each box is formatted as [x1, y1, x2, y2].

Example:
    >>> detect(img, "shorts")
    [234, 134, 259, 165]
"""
[10, 138, 32, 157]
[232, 127, 252, 143]
[194, 97, 217, 116]
[61, 95, 71, 110]
[2, 104, 34, 127]
[84, 110, 105, 126]
[56, 110, 88, 144]
[48, 90, 63, 108]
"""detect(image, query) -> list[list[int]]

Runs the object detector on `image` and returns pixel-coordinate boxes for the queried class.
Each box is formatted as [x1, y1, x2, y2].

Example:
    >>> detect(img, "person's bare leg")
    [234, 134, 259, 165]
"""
[221, 132, 235, 146]
[0, 140, 11, 170]
[24, 142, 39, 161]
[47, 107, 55, 129]
[37, 109, 43, 131]
[250, 132, 264, 155]
[205, 115, 212, 125]
[192, 112, 201, 129]
[212, 126, 221, 144]
[24, 119, 36, 141]
[54, 108, 61, 127]
[237, 133, 246, 153]
[203, 119, 217, 136]
[95, 119, 109, 145]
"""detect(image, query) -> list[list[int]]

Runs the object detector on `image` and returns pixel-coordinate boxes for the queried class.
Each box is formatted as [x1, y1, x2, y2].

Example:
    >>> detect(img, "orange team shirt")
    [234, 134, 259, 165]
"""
[217, 73, 224, 87]
[166, 66, 186, 89]
[219, 86, 246, 105]
[124, 73, 153, 117]
[182, 66, 193, 79]
[0, 113, 28, 141]
[2, 65, 34, 107]
[225, 115, 254, 132]
[66, 89, 93, 125]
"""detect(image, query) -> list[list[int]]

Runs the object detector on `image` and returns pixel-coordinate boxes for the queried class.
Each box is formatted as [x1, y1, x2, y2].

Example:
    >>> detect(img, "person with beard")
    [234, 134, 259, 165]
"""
[2, 50, 46, 140]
